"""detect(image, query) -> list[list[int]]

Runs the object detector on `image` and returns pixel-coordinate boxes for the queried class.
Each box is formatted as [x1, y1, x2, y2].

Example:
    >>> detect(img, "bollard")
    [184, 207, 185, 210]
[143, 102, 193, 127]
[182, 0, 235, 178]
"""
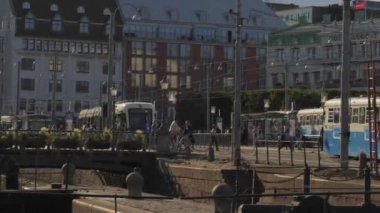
[362, 166, 375, 208]
[61, 162, 76, 187]
[304, 164, 310, 194]
[125, 167, 144, 197]
[212, 183, 233, 213]
[207, 147, 215, 162]
[358, 152, 367, 177]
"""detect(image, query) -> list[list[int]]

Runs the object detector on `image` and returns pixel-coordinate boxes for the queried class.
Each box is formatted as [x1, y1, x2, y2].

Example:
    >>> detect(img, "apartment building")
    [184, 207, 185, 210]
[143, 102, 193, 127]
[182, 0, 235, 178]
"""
[0, 0, 123, 123]
[118, 0, 286, 120]
[266, 18, 380, 103]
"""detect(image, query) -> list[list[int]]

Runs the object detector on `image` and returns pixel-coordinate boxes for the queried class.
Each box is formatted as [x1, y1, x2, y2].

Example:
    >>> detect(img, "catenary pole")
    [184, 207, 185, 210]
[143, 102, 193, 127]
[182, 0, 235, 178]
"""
[340, 0, 351, 170]
[233, 0, 242, 167]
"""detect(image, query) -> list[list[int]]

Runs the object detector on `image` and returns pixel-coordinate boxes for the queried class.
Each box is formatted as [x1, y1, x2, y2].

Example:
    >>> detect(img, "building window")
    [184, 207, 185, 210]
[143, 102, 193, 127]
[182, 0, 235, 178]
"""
[325, 46, 333, 59]
[79, 16, 89, 34]
[36, 40, 42, 50]
[145, 42, 157, 56]
[275, 48, 284, 62]
[102, 62, 115, 74]
[145, 73, 156, 88]
[224, 47, 234, 59]
[201, 45, 214, 58]
[56, 100, 63, 112]
[167, 43, 178, 57]
[145, 58, 157, 72]
[21, 58, 35, 71]
[74, 101, 81, 113]
[132, 41, 144, 55]
[180, 44, 191, 57]
[83, 43, 89, 53]
[76, 61, 89, 73]
[131, 57, 143, 71]
[179, 59, 191, 73]
[307, 47, 315, 59]
[76, 81, 89, 93]
[21, 78, 35, 91]
[131, 73, 142, 87]
[28, 39, 35, 50]
[24, 12, 35, 30]
[89, 43, 95, 54]
[291, 48, 300, 61]
[28, 99, 35, 112]
[167, 59, 178, 73]
[63, 41, 69, 52]
[48, 60, 63, 72]
[20, 99, 27, 111]
[49, 80, 62, 92]
[167, 75, 178, 89]
[52, 14, 63, 32]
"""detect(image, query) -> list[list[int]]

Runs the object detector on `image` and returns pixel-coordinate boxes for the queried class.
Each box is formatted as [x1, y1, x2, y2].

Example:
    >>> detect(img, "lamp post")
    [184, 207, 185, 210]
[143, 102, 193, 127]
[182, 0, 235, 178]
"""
[106, 8, 118, 129]
[160, 78, 169, 123]
[264, 99, 270, 164]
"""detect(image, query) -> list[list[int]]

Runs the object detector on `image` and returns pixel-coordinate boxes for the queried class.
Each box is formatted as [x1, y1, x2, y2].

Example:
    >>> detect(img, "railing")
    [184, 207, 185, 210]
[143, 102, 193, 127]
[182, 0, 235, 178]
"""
[192, 133, 231, 149]
[254, 138, 322, 168]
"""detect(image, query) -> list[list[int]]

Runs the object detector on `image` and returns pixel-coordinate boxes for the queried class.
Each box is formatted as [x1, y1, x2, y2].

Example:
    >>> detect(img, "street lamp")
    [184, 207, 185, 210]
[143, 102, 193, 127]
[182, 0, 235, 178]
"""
[264, 99, 270, 164]
[111, 87, 117, 129]
[106, 8, 118, 129]
[160, 77, 169, 123]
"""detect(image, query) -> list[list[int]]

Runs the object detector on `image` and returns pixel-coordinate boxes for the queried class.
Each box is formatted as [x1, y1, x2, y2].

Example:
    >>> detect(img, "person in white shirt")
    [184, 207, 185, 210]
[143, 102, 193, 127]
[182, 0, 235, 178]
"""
[169, 119, 181, 150]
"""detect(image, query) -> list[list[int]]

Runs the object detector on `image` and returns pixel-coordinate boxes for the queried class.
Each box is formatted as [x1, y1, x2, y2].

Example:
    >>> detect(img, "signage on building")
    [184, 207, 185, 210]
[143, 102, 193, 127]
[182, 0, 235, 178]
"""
[353, 0, 380, 11]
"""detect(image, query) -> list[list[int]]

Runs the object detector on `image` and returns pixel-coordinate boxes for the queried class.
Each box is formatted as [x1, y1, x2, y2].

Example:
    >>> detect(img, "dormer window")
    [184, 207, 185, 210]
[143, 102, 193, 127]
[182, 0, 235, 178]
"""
[22, 1, 31, 9]
[195, 10, 207, 22]
[79, 16, 89, 34]
[50, 4, 59, 12]
[24, 12, 35, 30]
[52, 14, 63, 32]
[77, 6, 85, 14]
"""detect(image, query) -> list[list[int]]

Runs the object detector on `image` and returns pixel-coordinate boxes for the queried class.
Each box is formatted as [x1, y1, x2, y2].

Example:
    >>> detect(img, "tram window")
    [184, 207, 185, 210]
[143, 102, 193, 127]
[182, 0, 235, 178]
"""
[313, 115, 317, 125]
[328, 109, 333, 123]
[305, 116, 310, 125]
[333, 108, 340, 123]
[352, 108, 359, 123]
[359, 107, 365, 124]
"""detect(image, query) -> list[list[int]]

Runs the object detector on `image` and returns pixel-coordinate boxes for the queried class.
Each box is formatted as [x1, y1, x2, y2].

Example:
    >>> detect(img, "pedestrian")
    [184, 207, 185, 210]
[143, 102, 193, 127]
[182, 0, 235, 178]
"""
[150, 118, 160, 149]
[210, 125, 220, 151]
[169, 119, 181, 150]
[184, 120, 195, 148]
[279, 128, 293, 150]
[251, 127, 258, 147]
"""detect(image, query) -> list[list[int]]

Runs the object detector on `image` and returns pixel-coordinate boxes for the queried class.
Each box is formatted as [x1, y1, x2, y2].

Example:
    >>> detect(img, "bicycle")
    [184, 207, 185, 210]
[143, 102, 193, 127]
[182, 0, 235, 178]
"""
[175, 133, 192, 156]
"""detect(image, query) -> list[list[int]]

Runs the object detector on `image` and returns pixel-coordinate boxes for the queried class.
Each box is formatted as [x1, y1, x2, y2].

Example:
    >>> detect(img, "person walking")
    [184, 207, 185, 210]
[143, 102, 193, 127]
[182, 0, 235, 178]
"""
[210, 125, 220, 151]
[169, 119, 181, 151]
[184, 120, 195, 148]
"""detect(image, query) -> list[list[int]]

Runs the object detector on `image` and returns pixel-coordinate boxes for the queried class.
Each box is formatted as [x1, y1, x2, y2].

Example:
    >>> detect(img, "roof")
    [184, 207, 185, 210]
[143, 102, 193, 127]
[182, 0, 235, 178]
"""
[10, 0, 123, 41]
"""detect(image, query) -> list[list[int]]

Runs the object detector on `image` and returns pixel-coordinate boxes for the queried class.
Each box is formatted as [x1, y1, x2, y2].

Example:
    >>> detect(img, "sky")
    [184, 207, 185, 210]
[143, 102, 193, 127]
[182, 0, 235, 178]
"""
[268, 0, 342, 7]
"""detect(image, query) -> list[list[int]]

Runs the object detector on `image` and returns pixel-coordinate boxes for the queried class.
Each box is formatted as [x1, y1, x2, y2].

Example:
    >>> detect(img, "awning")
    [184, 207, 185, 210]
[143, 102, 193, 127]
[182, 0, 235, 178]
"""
[78, 109, 89, 119]
[78, 107, 102, 119]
